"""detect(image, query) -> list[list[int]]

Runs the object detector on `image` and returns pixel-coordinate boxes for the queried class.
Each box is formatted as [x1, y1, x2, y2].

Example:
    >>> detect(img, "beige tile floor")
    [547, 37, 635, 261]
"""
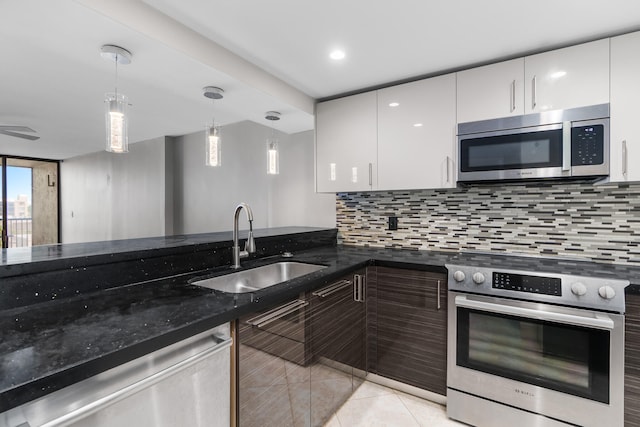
[325, 381, 466, 427]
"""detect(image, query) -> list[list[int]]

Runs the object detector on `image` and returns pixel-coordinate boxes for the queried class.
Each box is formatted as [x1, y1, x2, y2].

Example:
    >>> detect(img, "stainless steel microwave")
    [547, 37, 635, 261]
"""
[457, 104, 609, 183]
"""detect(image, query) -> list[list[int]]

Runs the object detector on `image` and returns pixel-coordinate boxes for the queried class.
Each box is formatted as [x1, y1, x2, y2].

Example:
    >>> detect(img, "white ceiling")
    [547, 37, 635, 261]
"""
[2, 0, 640, 160]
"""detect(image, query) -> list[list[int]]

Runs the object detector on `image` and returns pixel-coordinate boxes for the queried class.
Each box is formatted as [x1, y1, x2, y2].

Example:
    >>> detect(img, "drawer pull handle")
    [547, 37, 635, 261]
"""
[312, 280, 352, 298]
[246, 299, 309, 328]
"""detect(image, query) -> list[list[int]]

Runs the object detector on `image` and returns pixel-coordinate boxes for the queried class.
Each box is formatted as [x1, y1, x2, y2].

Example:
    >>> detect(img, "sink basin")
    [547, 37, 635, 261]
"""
[190, 261, 327, 293]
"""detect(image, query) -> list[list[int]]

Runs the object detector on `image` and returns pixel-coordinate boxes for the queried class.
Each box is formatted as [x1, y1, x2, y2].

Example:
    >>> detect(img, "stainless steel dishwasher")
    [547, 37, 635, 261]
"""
[1, 324, 232, 427]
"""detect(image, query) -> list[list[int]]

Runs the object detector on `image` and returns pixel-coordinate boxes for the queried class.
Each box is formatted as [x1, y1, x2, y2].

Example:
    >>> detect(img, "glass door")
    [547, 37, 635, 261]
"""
[456, 306, 610, 403]
[459, 127, 564, 173]
[0, 156, 59, 248]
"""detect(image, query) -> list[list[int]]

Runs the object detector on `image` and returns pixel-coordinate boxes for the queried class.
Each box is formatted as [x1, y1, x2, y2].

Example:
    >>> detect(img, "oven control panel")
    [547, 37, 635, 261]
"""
[492, 272, 561, 296]
[445, 263, 629, 313]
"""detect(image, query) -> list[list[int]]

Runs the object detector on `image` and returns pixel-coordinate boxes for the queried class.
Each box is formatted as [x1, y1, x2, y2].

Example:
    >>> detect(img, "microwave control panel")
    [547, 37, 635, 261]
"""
[571, 124, 604, 166]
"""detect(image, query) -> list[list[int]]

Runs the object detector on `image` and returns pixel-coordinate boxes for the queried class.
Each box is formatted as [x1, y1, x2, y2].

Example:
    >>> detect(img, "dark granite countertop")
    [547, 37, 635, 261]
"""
[0, 227, 330, 277]
[3, 237, 640, 413]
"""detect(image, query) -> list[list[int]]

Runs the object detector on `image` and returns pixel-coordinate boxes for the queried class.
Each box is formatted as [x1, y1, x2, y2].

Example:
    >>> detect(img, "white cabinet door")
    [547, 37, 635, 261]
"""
[524, 39, 610, 114]
[456, 58, 525, 123]
[315, 92, 377, 192]
[377, 74, 456, 190]
[611, 31, 640, 182]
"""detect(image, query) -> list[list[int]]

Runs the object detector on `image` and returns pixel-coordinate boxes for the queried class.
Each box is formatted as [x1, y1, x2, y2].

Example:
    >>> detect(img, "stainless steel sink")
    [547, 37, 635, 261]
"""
[190, 261, 327, 293]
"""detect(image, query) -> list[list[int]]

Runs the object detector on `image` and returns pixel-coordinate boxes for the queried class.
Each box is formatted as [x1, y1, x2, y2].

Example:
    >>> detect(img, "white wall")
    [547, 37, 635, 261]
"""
[61, 121, 335, 242]
[269, 130, 336, 228]
[61, 137, 170, 243]
[172, 121, 335, 234]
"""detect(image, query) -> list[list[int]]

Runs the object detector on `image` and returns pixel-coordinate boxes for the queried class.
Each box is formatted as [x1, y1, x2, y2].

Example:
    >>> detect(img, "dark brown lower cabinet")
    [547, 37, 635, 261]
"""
[238, 270, 366, 427]
[367, 266, 448, 395]
[625, 291, 640, 426]
[309, 269, 366, 371]
[238, 293, 311, 427]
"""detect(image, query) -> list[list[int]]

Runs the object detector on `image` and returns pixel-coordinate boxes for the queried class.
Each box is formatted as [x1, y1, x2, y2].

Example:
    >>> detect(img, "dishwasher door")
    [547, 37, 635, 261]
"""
[1, 324, 232, 427]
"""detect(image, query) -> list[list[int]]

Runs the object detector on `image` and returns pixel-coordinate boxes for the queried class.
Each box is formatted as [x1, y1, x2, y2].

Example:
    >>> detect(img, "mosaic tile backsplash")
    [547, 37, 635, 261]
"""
[336, 181, 640, 265]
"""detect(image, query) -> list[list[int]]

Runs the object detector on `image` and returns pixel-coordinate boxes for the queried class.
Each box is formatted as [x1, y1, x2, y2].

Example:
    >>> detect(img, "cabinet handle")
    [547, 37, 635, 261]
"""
[312, 280, 352, 298]
[246, 299, 309, 328]
[446, 156, 451, 184]
[353, 274, 365, 303]
[368, 163, 373, 187]
[510, 80, 516, 113]
[531, 75, 537, 110]
[437, 280, 441, 310]
[623, 140, 628, 179]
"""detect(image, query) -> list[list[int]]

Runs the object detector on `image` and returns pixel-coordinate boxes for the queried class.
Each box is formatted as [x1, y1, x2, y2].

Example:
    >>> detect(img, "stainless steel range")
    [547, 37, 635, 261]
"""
[446, 261, 629, 427]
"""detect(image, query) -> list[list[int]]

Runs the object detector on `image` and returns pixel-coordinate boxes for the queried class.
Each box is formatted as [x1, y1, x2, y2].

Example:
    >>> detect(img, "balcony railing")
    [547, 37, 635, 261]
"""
[3, 217, 32, 248]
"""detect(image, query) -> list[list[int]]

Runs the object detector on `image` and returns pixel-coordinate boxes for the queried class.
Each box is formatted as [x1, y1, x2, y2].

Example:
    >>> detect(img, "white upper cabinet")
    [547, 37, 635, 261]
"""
[457, 39, 610, 123]
[315, 91, 377, 193]
[456, 59, 525, 123]
[524, 39, 610, 114]
[610, 31, 640, 182]
[377, 74, 456, 190]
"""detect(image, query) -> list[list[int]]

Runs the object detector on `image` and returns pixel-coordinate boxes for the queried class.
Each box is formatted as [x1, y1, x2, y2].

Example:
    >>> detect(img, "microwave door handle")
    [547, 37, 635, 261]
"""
[454, 295, 614, 330]
[562, 121, 571, 172]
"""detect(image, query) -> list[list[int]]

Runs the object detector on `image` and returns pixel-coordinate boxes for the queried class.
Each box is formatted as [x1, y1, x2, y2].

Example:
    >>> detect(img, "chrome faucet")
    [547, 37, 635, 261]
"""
[232, 203, 256, 269]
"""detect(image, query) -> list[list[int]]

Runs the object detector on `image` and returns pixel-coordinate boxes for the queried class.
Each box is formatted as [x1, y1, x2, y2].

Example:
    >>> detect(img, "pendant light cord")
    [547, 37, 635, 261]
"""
[114, 54, 119, 99]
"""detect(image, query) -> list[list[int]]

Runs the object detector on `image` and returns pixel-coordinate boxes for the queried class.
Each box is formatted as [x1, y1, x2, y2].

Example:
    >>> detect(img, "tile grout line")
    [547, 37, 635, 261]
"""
[394, 391, 425, 427]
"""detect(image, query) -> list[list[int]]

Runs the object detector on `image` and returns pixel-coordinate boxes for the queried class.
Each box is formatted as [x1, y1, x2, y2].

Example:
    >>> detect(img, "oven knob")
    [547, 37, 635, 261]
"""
[598, 285, 616, 300]
[570, 282, 587, 296]
[453, 271, 466, 282]
[472, 272, 485, 284]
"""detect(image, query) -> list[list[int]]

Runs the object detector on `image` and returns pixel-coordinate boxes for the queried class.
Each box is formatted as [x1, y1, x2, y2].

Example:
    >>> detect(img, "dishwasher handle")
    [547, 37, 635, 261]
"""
[39, 333, 232, 427]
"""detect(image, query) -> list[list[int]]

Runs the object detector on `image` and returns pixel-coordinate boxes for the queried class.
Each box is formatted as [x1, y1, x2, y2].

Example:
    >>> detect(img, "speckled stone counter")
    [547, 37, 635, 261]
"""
[2, 231, 640, 413]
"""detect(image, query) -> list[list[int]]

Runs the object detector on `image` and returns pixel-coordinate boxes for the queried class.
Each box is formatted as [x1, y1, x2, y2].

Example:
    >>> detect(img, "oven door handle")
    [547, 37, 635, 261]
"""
[454, 295, 614, 330]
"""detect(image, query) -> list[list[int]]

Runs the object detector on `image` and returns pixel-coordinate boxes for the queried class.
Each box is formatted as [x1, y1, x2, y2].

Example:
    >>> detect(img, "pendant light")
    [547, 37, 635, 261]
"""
[265, 111, 281, 175]
[203, 86, 224, 167]
[101, 45, 132, 153]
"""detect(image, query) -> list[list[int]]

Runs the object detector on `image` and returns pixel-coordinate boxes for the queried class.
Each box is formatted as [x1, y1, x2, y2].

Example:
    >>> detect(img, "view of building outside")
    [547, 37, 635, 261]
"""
[1, 166, 33, 248]
[5, 194, 32, 247]
[0, 160, 58, 249]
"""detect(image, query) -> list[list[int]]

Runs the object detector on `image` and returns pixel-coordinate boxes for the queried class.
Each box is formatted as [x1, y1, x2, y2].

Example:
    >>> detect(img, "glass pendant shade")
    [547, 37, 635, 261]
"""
[206, 125, 222, 167]
[105, 93, 129, 153]
[267, 138, 279, 175]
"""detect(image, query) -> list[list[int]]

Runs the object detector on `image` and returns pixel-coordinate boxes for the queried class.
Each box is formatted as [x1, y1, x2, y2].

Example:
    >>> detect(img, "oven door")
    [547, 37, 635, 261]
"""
[447, 292, 624, 427]
[458, 123, 568, 182]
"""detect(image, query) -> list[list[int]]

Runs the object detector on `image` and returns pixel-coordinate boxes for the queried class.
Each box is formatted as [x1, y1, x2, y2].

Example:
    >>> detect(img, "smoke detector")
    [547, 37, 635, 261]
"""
[265, 111, 281, 121]
[203, 86, 225, 100]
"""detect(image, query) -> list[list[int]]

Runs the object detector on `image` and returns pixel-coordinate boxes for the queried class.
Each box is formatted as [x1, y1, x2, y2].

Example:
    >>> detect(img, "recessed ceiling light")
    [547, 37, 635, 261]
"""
[550, 70, 567, 79]
[330, 50, 346, 60]
[413, 123, 423, 127]
[389, 102, 400, 107]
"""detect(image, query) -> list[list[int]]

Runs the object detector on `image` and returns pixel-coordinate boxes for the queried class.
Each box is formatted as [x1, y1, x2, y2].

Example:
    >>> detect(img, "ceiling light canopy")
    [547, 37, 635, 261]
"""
[101, 44, 132, 154]
[100, 45, 132, 65]
[265, 111, 281, 121]
[203, 86, 225, 100]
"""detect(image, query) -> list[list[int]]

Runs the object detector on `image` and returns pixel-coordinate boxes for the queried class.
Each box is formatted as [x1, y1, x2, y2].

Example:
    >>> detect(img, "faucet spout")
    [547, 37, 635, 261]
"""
[232, 203, 256, 269]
